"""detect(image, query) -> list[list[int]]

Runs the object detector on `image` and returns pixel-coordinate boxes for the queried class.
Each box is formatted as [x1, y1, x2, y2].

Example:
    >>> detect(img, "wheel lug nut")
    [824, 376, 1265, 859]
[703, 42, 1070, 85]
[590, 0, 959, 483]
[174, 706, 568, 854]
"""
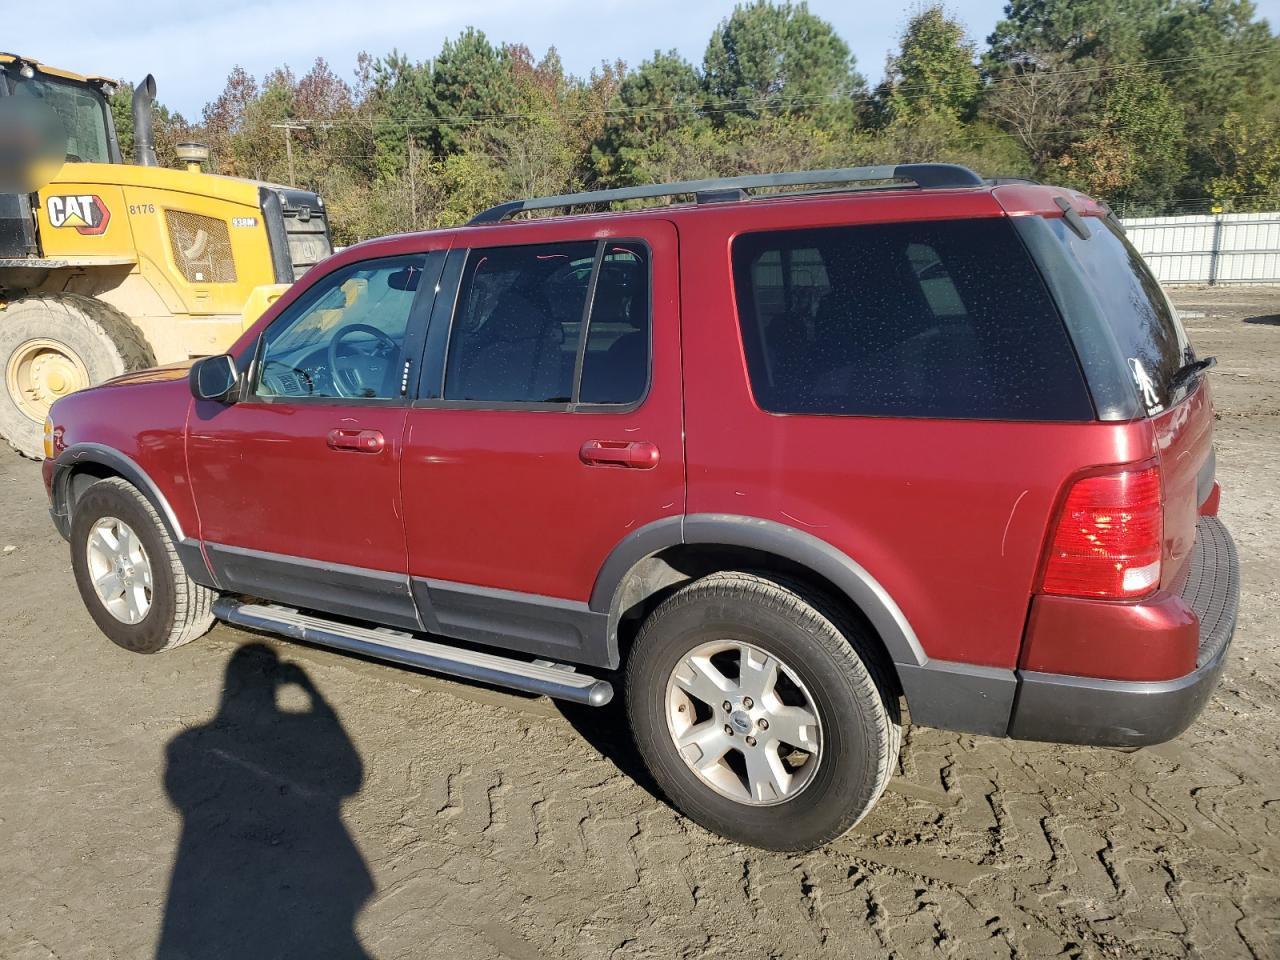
[759, 719, 769, 730]
[745, 736, 757, 747]
[743, 697, 753, 709]
[723, 701, 732, 712]
[724, 724, 734, 736]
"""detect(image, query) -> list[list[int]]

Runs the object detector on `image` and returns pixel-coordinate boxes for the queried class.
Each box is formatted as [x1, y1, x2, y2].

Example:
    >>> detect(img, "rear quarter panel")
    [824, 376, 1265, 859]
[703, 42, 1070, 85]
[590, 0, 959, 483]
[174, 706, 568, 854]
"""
[676, 193, 1158, 669]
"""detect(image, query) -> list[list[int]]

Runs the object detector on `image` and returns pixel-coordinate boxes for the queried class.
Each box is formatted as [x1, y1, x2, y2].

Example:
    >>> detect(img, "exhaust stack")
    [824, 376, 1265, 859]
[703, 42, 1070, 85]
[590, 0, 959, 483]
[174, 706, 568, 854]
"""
[132, 74, 157, 167]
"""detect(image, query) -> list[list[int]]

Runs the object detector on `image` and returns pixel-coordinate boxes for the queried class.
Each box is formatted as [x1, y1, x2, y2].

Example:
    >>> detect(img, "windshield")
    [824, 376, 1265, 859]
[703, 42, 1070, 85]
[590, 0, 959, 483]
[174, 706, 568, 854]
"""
[10, 74, 113, 164]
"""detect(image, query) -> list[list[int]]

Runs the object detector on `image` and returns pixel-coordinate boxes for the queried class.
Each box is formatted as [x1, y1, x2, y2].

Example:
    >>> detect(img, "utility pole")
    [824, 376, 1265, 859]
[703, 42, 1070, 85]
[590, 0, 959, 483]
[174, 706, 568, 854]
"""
[271, 122, 306, 187]
[407, 132, 418, 231]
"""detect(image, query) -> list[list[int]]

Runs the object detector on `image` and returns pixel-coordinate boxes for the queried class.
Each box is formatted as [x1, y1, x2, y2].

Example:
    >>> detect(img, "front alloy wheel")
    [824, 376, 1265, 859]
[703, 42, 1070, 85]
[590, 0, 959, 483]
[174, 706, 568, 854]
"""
[85, 516, 154, 624]
[70, 477, 216, 653]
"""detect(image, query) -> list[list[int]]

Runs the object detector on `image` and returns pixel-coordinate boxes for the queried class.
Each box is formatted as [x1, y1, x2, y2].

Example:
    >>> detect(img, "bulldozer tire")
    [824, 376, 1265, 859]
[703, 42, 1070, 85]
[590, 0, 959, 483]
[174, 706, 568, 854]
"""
[0, 294, 155, 460]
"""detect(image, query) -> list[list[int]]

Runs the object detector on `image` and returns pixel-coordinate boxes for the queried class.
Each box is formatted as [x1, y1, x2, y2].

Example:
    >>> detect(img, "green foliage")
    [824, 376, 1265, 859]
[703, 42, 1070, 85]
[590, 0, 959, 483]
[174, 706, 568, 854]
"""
[1048, 66, 1186, 205]
[108, 86, 134, 157]
[592, 51, 709, 185]
[987, 0, 1164, 66]
[1208, 112, 1280, 209]
[428, 30, 519, 154]
[1144, 0, 1280, 192]
[107, 0, 1276, 239]
[702, 1, 864, 123]
[877, 6, 981, 123]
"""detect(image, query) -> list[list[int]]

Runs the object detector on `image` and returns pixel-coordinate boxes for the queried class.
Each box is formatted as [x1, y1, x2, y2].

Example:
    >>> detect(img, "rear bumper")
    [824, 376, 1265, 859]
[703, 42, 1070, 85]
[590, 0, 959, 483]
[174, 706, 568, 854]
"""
[1007, 516, 1239, 746]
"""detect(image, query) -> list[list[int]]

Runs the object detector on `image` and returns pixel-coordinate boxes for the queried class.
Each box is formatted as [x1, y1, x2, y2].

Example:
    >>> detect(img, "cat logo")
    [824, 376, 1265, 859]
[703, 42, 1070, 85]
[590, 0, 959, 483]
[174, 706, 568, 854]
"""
[46, 194, 111, 236]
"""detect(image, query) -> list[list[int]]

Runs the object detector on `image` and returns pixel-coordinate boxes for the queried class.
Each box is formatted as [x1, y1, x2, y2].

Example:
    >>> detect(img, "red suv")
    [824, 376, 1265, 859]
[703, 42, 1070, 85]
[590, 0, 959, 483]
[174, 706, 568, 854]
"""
[42, 164, 1238, 850]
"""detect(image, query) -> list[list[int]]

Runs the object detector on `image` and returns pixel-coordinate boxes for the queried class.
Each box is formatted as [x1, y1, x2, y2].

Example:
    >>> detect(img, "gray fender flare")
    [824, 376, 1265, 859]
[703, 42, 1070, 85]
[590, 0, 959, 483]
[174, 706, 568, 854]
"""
[52, 443, 218, 587]
[589, 513, 927, 668]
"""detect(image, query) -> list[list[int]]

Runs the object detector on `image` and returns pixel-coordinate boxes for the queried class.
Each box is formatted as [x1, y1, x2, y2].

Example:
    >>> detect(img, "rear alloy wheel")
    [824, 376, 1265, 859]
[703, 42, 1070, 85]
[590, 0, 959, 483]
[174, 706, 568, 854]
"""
[0, 294, 155, 459]
[665, 639, 824, 805]
[627, 571, 901, 851]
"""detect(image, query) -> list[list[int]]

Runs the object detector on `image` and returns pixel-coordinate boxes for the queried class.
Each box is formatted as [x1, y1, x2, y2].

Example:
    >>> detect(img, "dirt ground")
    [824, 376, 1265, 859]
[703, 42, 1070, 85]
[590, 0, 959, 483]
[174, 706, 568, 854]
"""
[1, 286, 1277, 960]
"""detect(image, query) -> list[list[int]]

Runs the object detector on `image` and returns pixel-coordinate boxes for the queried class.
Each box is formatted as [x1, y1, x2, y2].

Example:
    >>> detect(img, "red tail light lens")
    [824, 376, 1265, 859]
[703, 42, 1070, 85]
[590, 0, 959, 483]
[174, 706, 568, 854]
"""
[1042, 467, 1163, 600]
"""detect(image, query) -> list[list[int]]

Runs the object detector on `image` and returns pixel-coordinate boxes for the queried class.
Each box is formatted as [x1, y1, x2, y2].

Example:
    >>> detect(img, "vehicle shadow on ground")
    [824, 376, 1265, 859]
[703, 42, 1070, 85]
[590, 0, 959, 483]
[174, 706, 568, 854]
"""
[1244, 314, 1280, 325]
[556, 694, 669, 808]
[156, 643, 374, 960]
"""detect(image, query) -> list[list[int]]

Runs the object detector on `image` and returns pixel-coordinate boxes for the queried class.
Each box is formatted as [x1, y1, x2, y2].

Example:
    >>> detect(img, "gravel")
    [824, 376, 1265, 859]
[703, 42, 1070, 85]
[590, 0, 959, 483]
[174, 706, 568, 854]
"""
[1, 285, 1277, 959]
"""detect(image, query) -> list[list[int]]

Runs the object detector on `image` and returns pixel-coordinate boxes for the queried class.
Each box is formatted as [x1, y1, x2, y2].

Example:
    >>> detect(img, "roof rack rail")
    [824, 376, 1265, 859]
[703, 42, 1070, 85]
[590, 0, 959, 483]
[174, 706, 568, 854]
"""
[468, 163, 985, 225]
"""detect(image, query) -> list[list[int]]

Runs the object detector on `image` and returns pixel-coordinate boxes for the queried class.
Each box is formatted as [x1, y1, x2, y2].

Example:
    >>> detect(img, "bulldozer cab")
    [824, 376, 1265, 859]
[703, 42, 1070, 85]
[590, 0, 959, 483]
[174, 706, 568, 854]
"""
[4, 63, 120, 164]
[0, 54, 332, 459]
[0, 56, 120, 261]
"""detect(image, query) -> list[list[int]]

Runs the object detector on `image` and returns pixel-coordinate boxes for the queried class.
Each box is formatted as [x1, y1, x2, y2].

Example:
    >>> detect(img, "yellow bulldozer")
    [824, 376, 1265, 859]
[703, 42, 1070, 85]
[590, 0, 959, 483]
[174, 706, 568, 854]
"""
[0, 53, 332, 458]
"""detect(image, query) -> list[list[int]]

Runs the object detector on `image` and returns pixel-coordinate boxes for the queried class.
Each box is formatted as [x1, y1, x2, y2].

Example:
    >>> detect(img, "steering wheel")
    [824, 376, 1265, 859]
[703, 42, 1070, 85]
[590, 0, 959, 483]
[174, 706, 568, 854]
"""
[326, 323, 398, 398]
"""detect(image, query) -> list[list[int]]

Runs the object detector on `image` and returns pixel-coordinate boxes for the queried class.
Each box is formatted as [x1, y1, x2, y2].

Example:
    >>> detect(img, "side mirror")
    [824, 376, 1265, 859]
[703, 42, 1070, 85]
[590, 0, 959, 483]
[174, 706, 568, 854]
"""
[190, 354, 239, 402]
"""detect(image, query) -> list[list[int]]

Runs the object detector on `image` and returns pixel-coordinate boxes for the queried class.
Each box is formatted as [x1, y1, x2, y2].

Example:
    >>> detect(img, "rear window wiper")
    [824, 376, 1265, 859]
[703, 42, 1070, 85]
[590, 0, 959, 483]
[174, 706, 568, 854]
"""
[1169, 356, 1217, 393]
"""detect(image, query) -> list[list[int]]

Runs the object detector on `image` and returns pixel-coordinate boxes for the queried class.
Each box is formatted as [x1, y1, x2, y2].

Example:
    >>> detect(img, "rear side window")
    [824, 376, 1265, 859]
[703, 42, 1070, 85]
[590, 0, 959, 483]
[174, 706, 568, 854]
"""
[1046, 216, 1192, 413]
[731, 218, 1093, 421]
[443, 240, 649, 406]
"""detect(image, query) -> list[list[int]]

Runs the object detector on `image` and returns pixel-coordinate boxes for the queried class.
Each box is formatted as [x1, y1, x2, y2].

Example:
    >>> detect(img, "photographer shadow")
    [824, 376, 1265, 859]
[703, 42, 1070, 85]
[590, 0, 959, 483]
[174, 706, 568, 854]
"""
[157, 643, 373, 959]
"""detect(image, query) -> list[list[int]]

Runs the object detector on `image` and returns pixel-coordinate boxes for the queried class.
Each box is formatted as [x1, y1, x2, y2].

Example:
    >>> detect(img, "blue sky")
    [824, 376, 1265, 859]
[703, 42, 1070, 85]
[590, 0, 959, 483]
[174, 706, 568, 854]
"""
[7, 0, 1280, 118]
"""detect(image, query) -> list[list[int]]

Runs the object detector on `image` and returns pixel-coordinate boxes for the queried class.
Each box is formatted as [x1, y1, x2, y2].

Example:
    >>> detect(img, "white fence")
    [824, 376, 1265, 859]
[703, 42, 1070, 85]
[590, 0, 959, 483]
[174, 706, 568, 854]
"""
[1122, 212, 1280, 285]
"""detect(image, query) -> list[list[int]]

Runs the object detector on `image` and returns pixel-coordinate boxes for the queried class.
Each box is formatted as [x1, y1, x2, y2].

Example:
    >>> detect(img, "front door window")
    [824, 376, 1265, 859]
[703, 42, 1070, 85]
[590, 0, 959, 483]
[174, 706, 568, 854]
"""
[256, 257, 426, 401]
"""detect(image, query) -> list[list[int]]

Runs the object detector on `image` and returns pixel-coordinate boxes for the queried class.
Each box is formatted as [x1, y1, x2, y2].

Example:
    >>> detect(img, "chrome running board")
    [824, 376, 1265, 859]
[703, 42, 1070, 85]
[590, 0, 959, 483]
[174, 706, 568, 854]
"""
[211, 598, 614, 706]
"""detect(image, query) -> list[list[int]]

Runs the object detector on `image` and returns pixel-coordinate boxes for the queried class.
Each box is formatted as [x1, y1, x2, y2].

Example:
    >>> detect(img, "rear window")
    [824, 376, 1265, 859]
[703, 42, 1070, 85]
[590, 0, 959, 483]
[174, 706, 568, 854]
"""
[731, 218, 1093, 420]
[1045, 216, 1193, 413]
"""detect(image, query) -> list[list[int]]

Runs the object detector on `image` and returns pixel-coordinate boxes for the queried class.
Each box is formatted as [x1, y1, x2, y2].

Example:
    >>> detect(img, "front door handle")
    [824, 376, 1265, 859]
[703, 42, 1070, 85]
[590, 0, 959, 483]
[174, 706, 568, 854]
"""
[579, 439, 659, 469]
[327, 428, 385, 453]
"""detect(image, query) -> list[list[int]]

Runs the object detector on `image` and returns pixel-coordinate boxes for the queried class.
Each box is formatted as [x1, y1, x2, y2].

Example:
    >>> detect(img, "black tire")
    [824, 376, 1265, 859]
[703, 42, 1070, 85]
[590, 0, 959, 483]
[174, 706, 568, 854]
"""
[625, 571, 901, 851]
[0, 294, 155, 459]
[70, 477, 216, 653]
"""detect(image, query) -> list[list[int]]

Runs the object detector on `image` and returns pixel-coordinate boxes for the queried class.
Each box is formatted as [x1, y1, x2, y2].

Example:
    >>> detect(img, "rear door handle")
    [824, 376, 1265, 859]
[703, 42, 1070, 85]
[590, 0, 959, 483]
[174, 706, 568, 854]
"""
[327, 428, 385, 453]
[579, 440, 659, 469]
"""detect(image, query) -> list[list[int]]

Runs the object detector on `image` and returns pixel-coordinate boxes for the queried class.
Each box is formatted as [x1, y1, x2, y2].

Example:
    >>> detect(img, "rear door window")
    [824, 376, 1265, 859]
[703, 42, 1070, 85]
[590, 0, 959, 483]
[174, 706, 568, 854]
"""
[731, 218, 1093, 420]
[444, 242, 595, 403]
[1045, 216, 1193, 413]
[442, 240, 650, 406]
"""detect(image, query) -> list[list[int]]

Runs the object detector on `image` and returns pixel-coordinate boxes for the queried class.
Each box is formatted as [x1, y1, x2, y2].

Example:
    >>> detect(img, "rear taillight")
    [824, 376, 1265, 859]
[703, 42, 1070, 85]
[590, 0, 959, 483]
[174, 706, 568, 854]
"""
[1041, 466, 1163, 600]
